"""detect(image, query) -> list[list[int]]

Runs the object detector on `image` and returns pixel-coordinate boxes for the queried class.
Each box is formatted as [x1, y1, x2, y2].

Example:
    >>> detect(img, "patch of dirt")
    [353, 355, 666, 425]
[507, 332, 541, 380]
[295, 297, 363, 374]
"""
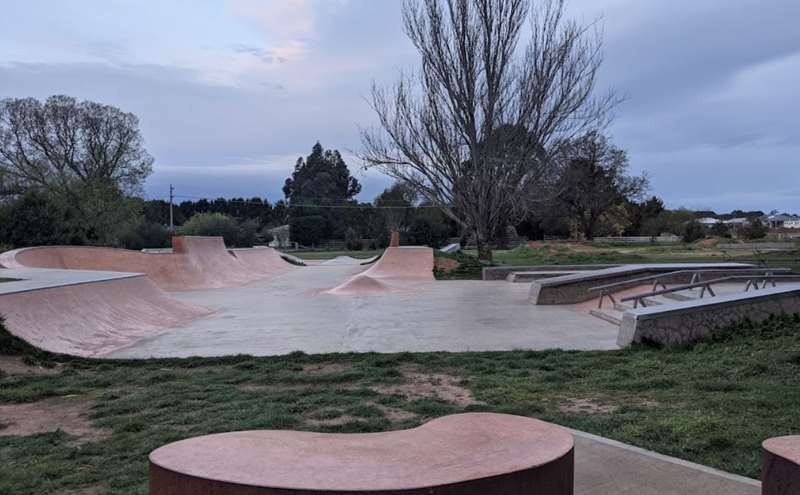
[306, 414, 359, 427]
[558, 398, 619, 415]
[237, 383, 297, 393]
[696, 238, 719, 248]
[301, 363, 350, 375]
[0, 356, 62, 376]
[372, 368, 477, 407]
[376, 404, 418, 423]
[0, 396, 112, 445]
[62, 486, 105, 495]
[434, 257, 460, 272]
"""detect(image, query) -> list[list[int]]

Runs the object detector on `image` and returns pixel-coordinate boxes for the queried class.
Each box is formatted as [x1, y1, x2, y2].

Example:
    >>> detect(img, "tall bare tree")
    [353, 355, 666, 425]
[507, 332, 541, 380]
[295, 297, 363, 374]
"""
[361, 0, 617, 260]
[0, 95, 153, 196]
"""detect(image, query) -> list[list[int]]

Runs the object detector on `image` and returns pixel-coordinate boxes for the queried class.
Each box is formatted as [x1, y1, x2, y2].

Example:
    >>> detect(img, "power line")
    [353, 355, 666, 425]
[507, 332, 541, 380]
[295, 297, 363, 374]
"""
[168, 193, 440, 210]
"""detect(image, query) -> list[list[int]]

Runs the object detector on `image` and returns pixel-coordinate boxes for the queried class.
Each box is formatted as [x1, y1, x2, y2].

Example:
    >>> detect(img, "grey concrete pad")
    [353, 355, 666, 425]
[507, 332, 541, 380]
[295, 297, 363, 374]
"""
[109, 264, 619, 358]
[573, 429, 759, 494]
[0, 267, 141, 295]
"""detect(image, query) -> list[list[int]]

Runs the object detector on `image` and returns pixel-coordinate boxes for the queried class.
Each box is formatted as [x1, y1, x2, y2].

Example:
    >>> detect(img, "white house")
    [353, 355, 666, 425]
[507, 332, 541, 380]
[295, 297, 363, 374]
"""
[697, 217, 720, 226]
[763, 212, 800, 229]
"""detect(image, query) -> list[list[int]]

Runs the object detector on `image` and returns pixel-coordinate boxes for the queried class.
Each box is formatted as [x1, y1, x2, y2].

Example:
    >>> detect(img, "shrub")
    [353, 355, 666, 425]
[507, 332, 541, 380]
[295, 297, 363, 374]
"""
[344, 227, 362, 251]
[289, 215, 326, 247]
[709, 222, 731, 238]
[406, 215, 451, 248]
[237, 218, 260, 247]
[682, 220, 705, 243]
[179, 213, 240, 246]
[742, 219, 768, 240]
[118, 221, 171, 250]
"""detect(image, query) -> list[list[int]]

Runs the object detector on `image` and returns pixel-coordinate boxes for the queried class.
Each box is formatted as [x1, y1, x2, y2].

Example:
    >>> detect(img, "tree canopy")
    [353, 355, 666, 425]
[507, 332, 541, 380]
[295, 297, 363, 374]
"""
[284, 142, 362, 246]
[0, 95, 153, 196]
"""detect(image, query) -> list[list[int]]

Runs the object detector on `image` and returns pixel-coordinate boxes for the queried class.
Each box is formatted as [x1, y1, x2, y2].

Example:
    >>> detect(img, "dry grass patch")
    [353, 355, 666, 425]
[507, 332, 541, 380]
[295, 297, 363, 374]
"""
[372, 367, 478, 407]
[0, 396, 111, 445]
[558, 397, 619, 415]
[62, 486, 106, 495]
[301, 363, 350, 375]
[0, 356, 62, 376]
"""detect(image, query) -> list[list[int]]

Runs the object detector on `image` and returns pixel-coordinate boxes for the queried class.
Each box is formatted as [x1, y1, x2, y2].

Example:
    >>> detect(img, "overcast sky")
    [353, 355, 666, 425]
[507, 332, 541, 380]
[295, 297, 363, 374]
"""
[1, 0, 798, 212]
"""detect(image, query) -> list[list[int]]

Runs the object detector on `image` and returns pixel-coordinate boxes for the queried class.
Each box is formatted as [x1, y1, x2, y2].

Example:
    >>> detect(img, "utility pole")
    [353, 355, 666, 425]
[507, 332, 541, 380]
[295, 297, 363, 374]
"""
[169, 184, 175, 232]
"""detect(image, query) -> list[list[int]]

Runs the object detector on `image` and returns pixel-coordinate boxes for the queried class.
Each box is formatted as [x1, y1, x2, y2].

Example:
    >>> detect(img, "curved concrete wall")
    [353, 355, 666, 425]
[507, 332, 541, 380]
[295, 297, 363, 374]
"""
[0, 237, 296, 291]
[0, 272, 211, 357]
[325, 247, 434, 295]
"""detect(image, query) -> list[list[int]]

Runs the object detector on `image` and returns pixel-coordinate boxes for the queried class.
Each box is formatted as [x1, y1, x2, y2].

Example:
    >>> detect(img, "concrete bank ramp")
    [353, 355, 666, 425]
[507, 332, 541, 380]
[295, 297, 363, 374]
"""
[0, 269, 211, 357]
[228, 247, 296, 277]
[325, 247, 434, 295]
[0, 237, 297, 291]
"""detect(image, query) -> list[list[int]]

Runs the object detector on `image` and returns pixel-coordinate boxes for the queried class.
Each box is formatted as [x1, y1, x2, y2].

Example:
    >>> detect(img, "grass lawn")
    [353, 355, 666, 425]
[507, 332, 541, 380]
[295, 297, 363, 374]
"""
[2, 317, 799, 494]
[440, 242, 800, 279]
[292, 249, 383, 261]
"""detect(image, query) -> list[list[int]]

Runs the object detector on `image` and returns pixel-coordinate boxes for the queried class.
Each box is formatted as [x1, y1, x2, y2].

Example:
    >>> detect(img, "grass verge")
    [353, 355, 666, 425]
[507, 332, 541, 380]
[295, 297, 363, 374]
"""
[1, 316, 799, 494]
[291, 249, 383, 261]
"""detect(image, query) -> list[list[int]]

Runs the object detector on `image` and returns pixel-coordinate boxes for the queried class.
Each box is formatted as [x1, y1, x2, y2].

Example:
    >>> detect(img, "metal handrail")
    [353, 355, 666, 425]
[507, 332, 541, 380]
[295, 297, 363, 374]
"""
[620, 274, 800, 309]
[591, 268, 791, 309]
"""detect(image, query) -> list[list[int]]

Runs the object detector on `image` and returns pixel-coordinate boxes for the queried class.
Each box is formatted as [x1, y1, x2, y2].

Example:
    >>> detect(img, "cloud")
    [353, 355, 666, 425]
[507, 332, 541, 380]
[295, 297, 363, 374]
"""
[226, 0, 316, 64]
[1, 0, 799, 213]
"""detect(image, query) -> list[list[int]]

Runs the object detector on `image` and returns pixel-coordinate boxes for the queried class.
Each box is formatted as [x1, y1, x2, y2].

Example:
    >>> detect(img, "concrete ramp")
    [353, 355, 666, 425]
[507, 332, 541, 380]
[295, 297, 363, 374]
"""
[0, 269, 211, 357]
[228, 247, 295, 277]
[360, 247, 434, 280]
[0, 237, 297, 291]
[325, 247, 434, 295]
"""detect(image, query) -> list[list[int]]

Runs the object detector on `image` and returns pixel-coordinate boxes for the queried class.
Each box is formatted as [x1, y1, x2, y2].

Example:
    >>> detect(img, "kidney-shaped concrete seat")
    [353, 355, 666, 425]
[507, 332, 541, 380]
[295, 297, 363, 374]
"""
[150, 413, 574, 494]
[763, 436, 800, 495]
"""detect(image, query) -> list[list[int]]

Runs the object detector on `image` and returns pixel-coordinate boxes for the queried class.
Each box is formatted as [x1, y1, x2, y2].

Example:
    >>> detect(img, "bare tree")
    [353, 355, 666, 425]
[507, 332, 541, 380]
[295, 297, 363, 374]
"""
[0, 95, 153, 196]
[361, 0, 617, 260]
[554, 131, 648, 240]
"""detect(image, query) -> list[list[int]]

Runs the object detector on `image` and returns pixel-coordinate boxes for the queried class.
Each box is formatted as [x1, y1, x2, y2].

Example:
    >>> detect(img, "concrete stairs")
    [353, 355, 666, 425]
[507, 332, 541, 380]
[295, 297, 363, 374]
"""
[589, 289, 703, 326]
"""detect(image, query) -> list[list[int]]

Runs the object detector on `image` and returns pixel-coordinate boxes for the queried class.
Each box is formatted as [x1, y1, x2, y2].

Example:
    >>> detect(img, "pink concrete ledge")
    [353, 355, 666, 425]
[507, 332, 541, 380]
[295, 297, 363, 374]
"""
[763, 436, 800, 495]
[149, 413, 574, 494]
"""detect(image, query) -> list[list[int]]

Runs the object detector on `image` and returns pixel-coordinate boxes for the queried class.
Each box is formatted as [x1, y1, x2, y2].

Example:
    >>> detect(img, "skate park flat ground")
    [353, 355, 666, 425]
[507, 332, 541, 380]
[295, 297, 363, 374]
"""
[109, 263, 618, 358]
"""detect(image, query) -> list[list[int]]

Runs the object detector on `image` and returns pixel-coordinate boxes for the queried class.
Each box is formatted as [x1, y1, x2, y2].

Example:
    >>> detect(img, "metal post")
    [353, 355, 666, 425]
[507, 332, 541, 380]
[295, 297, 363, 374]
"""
[169, 184, 175, 232]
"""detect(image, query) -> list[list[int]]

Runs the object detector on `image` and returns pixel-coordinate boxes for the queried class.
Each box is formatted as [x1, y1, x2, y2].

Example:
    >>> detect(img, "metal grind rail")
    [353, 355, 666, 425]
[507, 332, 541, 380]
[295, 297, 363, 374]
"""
[589, 268, 793, 309]
[621, 274, 800, 309]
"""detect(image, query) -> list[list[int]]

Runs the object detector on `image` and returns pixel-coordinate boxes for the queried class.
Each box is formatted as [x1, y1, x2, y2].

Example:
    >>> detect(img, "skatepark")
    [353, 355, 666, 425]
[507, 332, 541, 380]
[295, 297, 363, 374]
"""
[0, 236, 621, 358]
[3, 235, 800, 358]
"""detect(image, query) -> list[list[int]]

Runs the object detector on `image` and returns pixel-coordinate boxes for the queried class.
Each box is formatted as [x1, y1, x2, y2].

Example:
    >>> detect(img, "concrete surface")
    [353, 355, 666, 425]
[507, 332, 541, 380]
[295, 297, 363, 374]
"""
[150, 413, 574, 494]
[0, 268, 210, 357]
[572, 429, 760, 495]
[110, 263, 619, 358]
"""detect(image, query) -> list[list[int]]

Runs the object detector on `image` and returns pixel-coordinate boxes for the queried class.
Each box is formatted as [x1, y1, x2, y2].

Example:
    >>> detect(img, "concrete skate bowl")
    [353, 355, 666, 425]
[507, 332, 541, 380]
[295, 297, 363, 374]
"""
[0, 274, 211, 357]
[325, 247, 434, 295]
[0, 237, 299, 357]
[0, 236, 298, 291]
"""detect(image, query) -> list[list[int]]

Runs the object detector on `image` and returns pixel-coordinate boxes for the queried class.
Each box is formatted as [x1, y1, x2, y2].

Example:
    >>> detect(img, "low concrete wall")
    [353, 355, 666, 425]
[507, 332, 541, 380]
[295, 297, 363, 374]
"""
[718, 242, 797, 251]
[483, 264, 619, 281]
[529, 263, 756, 305]
[617, 285, 800, 347]
[592, 236, 681, 244]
